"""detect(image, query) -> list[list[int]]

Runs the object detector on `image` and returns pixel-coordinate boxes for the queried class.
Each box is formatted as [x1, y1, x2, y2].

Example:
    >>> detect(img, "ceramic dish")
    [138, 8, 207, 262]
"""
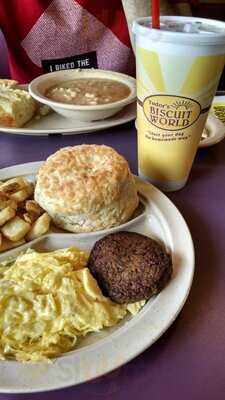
[211, 95, 225, 125]
[29, 69, 136, 122]
[199, 112, 225, 148]
[0, 161, 194, 393]
[0, 101, 136, 136]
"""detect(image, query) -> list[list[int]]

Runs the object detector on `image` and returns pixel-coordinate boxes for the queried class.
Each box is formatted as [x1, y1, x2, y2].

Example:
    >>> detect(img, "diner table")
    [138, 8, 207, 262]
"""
[0, 121, 225, 400]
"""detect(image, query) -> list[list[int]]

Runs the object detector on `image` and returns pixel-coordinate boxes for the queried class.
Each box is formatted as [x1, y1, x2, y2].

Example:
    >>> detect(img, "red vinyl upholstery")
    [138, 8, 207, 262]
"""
[0, 29, 10, 78]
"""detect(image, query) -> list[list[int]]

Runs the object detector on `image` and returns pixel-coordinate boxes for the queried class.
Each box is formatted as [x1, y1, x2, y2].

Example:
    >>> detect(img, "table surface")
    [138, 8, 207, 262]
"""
[0, 122, 225, 400]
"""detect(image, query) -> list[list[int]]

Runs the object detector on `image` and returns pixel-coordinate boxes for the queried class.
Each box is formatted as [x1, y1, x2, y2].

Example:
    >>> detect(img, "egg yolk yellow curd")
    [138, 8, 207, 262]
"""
[0, 247, 144, 362]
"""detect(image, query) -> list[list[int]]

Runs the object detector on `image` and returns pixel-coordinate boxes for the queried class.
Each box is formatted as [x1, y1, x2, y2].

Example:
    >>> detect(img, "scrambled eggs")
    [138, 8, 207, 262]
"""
[0, 247, 144, 362]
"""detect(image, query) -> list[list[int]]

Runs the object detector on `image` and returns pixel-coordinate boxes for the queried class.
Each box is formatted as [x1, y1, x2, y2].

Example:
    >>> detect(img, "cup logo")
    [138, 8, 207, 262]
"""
[143, 95, 201, 131]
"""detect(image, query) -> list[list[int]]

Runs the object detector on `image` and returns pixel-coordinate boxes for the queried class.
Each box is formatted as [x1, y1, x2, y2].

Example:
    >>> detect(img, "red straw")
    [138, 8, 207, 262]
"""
[152, 0, 160, 29]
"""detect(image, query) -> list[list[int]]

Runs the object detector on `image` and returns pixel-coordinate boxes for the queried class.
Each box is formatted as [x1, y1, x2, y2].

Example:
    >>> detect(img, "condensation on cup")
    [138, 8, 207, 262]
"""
[133, 16, 225, 191]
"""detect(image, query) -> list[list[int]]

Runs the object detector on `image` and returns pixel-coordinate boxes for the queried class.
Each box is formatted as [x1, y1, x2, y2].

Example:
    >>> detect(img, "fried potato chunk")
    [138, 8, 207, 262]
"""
[0, 191, 17, 209]
[1, 216, 31, 242]
[0, 206, 16, 226]
[23, 212, 36, 224]
[0, 176, 50, 251]
[27, 213, 51, 241]
[11, 189, 30, 203]
[25, 200, 43, 217]
[0, 237, 26, 252]
[0, 177, 27, 193]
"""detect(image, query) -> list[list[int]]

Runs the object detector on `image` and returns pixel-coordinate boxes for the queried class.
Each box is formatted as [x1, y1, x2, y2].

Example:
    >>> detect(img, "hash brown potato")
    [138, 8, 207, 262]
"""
[0, 177, 51, 252]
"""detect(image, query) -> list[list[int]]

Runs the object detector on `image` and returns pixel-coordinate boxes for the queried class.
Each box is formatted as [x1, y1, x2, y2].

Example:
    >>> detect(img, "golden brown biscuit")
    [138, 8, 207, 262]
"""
[35, 145, 139, 232]
[0, 89, 36, 128]
[0, 79, 18, 90]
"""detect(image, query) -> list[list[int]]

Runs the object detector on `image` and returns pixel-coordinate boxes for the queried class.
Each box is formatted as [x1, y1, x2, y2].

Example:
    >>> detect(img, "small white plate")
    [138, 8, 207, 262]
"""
[199, 112, 225, 148]
[0, 162, 194, 393]
[211, 95, 225, 125]
[0, 102, 136, 136]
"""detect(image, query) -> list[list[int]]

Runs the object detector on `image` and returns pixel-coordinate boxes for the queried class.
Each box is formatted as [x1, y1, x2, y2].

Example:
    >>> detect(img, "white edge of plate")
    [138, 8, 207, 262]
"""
[0, 103, 136, 135]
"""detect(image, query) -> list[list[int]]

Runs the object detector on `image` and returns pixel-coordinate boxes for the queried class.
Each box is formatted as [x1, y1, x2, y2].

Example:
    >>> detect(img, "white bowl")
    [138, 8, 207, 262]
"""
[29, 69, 136, 122]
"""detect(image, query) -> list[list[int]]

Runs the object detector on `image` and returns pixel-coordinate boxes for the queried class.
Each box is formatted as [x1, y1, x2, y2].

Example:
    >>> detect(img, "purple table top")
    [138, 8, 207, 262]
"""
[0, 123, 225, 400]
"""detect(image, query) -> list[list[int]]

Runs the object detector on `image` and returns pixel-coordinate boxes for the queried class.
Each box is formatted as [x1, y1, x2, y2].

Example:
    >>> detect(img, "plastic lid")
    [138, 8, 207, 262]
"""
[132, 16, 225, 46]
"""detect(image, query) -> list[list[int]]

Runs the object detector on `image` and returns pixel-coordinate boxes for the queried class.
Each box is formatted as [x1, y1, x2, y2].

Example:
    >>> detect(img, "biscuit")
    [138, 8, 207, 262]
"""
[0, 88, 36, 127]
[0, 79, 18, 90]
[35, 145, 139, 232]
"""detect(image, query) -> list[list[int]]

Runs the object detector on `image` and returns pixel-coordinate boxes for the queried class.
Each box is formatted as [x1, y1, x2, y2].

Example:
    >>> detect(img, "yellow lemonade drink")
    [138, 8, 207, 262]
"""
[133, 17, 225, 191]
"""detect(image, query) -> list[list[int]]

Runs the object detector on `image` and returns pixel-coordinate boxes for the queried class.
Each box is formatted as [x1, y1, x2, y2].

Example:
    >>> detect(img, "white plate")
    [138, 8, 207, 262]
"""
[211, 94, 225, 125]
[0, 84, 136, 136]
[199, 112, 225, 148]
[0, 162, 194, 393]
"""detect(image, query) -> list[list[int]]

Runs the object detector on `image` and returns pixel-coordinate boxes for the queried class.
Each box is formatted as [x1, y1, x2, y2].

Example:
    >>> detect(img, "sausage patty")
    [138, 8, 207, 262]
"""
[87, 231, 172, 304]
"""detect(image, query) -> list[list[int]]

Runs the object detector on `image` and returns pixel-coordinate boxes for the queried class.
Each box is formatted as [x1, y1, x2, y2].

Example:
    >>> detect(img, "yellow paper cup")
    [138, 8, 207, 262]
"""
[133, 16, 225, 191]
